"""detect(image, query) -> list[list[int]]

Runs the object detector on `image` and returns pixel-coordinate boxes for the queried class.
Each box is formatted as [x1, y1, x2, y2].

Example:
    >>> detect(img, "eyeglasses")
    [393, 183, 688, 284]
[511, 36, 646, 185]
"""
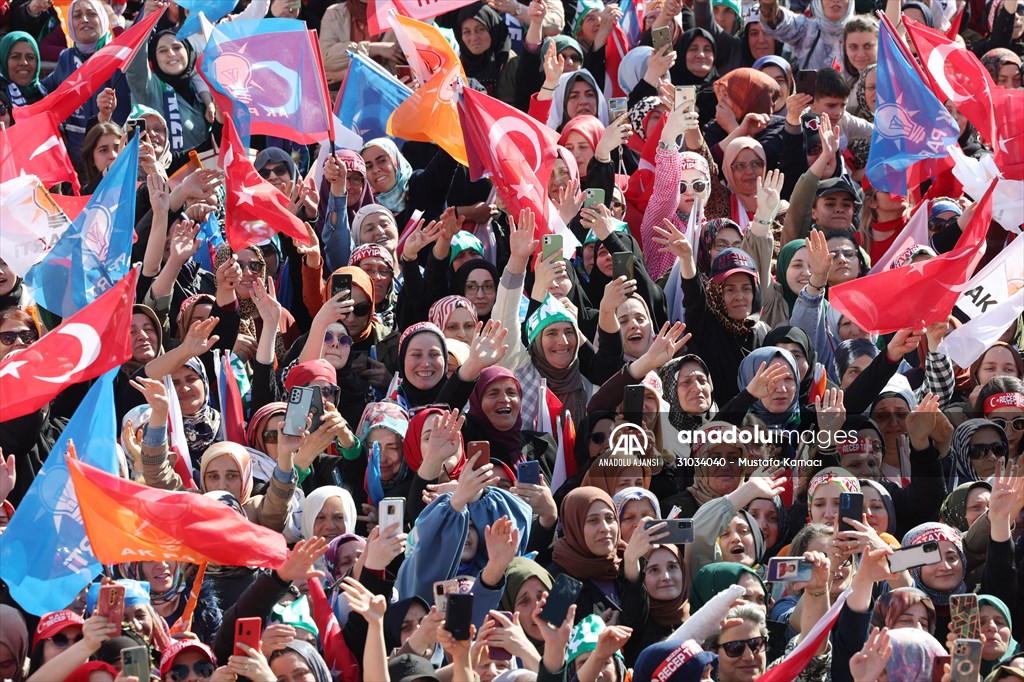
[318, 384, 341, 400]
[0, 330, 38, 345]
[237, 260, 265, 274]
[50, 633, 84, 648]
[718, 636, 767, 658]
[258, 164, 290, 179]
[1016, 5, 1024, 15]
[679, 180, 708, 194]
[730, 160, 766, 174]
[991, 416, 1024, 432]
[324, 331, 352, 347]
[829, 247, 858, 260]
[968, 442, 1008, 460]
[168, 661, 215, 682]
[261, 429, 279, 444]
[464, 282, 496, 296]
[610, 199, 625, 210]
[345, 302, 373, 317]
[929, 216, 959, 233]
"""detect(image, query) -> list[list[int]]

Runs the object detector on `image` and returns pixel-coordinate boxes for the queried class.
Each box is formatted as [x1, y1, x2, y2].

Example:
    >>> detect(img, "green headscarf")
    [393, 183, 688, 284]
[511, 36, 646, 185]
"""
[690, 563, 766, 614]
[978, 595, 1021, 678]
[499, 557, 554, 649]
[539, 35, 585, 71]
[775, 238, 807, 312]
[939, 481, 991, 532]
[271, 596, 319, 638]
[572, 0, 605, 39]
[0, 32, 42, 103]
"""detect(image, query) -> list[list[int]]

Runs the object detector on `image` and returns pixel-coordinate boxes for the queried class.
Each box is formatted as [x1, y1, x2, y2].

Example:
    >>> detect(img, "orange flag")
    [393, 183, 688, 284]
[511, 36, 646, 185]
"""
[66, 446, 288, 568]
[386, 13, 467, 165]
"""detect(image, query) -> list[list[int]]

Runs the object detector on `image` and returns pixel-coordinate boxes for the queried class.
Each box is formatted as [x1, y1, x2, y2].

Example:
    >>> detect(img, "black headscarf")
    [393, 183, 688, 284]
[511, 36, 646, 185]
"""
[383, 596, 431, 651]
[148, 29, 199, 107]
[764, 326, 817, 399]
[455, 2, 511, 95]
[671, 28, 719, 86]
[397, 324, 449, 408]
[452, 258, 499, 323]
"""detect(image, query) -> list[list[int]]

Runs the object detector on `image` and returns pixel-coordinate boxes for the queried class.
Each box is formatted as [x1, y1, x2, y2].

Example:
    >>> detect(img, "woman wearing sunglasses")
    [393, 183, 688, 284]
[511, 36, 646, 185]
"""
[978, 377, 1024, 458]
[704, 604, 770, 682]
[946, 419, 1010, 489]
[26, 610, 118, 681]
[158, 640, 217, 682]
[0, 309, 40, 362]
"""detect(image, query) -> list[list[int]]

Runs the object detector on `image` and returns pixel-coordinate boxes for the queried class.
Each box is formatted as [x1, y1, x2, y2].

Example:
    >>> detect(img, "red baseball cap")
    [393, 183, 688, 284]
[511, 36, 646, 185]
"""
[33, 610, 85, 648]
[159, 639, 216, 677]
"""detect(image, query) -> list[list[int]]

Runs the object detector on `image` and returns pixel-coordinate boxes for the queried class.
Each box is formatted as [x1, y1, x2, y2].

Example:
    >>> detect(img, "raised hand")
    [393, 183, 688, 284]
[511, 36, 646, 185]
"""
[181, 317, 221, 358]
[745, 361, 791, 401]
[595, 114, 633, 160]
[814, 387, 846, 434]
[641, 322, 690, 368]
[421, 409, 467, 477]
[645, 44, 676, 86]
[250, 277, 281, 324]
[147, 173, 171, 216]
[451, 451, 499, 512]
[361, 524, 408, 571]
[849, 627, 892, 682]
[294, 223, 322, 268]
[277, 537, 328, 583]
[225, 644, 275, 682]
[508, 208, 539, 267]
[579, 203, 619, 240]
[600, 276, 637, 316]
[541, 37, 565, 90]
[554, 177, 582, 225]
[461, 320, 510, 380]
[402, 219, 444, 262]
[651, 219, 695, 276]
[0, 448, 15, 505]
[166, 219, 201, 266]
[260, 624, 297, 657]
[96, 87, 117, 123]
[341, 576, 389, 622]
[905, 392, 943, 450]
[805, 228, 833, 288]
[755, 168, 784, 221]
[216, 255, 243, 295]
[989, 461, 1024, 535]
[484, 515, 521, 571]
[128, 376, 169, 418]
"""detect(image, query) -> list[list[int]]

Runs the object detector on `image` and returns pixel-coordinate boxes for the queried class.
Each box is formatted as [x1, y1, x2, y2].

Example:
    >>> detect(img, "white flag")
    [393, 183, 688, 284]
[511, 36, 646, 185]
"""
[940, 290, 1024, 368]
[0, 175, 71, 276]
[868, 200, 930, 274]
[954, 237, 1024, 319]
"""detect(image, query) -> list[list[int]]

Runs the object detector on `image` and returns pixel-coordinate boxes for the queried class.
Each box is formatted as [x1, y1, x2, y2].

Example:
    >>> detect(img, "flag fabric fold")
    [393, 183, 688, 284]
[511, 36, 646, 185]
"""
[829, 182, 995, 334]
[867, 200, 930, 274]
[0, 268, 137, 421]
[0, 175, 73, 276]
[67, 452, 288, 568]
[1, 111, 81, 192]
[367, 0, 477, 37]
[940, 290, 1024, 369]
[954, 237, 1024, 319]
[0, 369, 121, 615]
[25, 134, 139, 317]
[755, 589, 851, 681]
[336, 52, 412, 142]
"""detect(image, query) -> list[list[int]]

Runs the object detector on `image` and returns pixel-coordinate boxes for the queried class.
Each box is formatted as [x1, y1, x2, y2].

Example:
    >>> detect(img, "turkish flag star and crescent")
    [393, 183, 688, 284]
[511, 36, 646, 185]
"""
[0, 268, 137, 422]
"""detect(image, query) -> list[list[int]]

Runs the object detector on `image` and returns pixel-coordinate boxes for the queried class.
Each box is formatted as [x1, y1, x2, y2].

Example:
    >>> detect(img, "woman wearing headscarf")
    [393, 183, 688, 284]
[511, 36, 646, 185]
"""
[664, 421, 748, 518]
[746, 493, 791, 559]
[464, 367, 528, 465]
[339, 401, 412, 517]
[452, 259, 500, 324]
[945, 418, 1010, 489]
[0, 605, 28, 682]
[670, 27, 720, 92]
[624, 542, 689, 663]
[581, 455, 652, 497]
[498, 557, 555, 654]
[860, 478, 900, 544]
[694, 0, 744, 75]
[901, 522, 967, 637]
[710, 137, 770, 230]
[126, 27, 211, 155]
[429, 295, 479, 345]
[359, 137, 455, 228]
[722, 346, 809, 435]
[758, 0, 854, 70]
[300, 486, 358, 543]
[549, 487, 648, 627]
[350, 243, 397, 330]
[752, 55, 794, 113]
[0, 32, 58, 106]
[317, 150, 375, 273]
[689, 562, 767, 613]
[116, 560, 222, 644]
[618, 45, 655, 95]
[870, 587, 937, 634]
[536, 68, 610, 132]
[940, 481, 993, 532]
[877, 628, 948, 682]
[558, 114, 605, 181]
[269, 641, 333, 682]
[688, 472, 772, 571]
[764, 325, 830, 405]
[847, 64, 877, 172]
[456, 2, 517, 103]
[978, 596, 1022, 678]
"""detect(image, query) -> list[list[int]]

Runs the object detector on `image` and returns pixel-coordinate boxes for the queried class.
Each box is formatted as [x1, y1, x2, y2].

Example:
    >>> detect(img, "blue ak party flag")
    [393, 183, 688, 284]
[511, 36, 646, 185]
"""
[336, 52, 412, 142]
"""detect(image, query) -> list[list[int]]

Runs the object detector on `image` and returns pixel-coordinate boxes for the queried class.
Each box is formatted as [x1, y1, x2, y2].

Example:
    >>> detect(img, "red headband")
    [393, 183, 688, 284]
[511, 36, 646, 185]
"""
[837, 438, 875, 457]
[984, 392, 1024, 414]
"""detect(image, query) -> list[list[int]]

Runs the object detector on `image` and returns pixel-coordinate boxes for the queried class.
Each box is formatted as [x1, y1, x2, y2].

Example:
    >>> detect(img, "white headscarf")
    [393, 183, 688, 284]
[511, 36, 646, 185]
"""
[67, 0, 111, 54]
[300, 486, 357, 540]
[546, 69, 610, 130]
[811, 0, 855, 36]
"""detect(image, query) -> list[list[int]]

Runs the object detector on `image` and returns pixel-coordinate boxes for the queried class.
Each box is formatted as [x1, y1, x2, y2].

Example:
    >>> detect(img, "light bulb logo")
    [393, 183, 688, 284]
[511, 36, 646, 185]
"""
[875, 102, 926, 144]
[215, 52, 254, 103]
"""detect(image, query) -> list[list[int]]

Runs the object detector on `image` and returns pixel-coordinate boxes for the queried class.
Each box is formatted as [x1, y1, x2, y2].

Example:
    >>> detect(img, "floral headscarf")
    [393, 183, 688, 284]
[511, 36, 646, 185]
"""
[901, 522, 966, 606]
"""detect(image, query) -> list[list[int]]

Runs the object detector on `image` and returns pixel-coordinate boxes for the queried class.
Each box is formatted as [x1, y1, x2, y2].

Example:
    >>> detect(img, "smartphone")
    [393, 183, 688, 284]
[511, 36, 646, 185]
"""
[652, 26, 672, 52]
[97, 584, 125, 636]
[234, 617, 262, 657]
[396, 64, 413, 81]
[351, 350, 370, 372]
[582, 188, 605, 210]
[932, 655, 951, 682]
[838, 492, 863, 533]
[516, 460, 541, 485]
[121, 646, 150, 682]
[675, 85, 697, 113]
[541, 233, 562, 261]
[283, 386, 314, 436]
[950, 639, 982, 682]
[445, 593, 474, 640]
[434, 579, 459, 615]
[331, 273, 353, 300]
[950, 594, 980, 641]
[887, 540, 942, 573]
[796, 70, 818, 97]
[612, 251, 634, 280]
[488, 611, 515, 660]
[125, 117, 147, 137]
[644, 518, 695, 544]
[623, 384, 645, 426]
[467, 441, 491, 470]
[766, 557, 814, 582]
[609, 97, 628, 121]
[540, 574, 583, 625]
[379, 497, 405, 532]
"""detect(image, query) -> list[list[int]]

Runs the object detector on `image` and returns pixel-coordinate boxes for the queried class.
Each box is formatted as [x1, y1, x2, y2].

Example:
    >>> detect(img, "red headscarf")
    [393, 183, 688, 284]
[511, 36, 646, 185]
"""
[558, 114, 605, 152]
[285, 359, 337, 392]
[403, 407, 466, 478]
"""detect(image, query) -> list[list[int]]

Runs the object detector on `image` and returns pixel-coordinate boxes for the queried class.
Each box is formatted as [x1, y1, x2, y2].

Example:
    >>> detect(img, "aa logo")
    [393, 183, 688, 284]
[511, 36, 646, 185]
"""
[610, 423, 649, 458]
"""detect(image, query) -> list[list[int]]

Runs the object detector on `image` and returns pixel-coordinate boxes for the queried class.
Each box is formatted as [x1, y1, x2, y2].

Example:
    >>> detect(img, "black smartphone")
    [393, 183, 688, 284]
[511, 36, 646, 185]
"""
[516, 460, 541, 485]
[623, 384, 645, 426]
[331, 273, 353, 300]
[539, 574, 583, 625]
[612, 252, 634, 280]
[125, 117, 147, 137]
[796, 70, 817, 97]
[839, 492, 863, 533]
[644, 518, 695, 544]
[308, 384, 326, 426]
[444, 593, 474, 640]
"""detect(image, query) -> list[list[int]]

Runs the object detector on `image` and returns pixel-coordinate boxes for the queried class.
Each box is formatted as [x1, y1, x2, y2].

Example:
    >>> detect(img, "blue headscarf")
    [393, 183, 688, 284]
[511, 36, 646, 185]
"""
[86, 580, 151, 615]
[360, 138, 412, 215]
[737, 346, 801, 430]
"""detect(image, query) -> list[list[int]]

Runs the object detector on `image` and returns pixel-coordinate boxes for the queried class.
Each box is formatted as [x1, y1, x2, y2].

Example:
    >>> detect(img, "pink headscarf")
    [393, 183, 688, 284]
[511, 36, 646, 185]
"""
[558, 114, 605, 152]
[429, 295, 478, 331]
[721, 137, 766, 198]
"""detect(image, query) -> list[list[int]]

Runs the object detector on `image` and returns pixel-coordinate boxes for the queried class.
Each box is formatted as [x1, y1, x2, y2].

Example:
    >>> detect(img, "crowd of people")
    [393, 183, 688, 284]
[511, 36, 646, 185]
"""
[1, 0, 1023, 680]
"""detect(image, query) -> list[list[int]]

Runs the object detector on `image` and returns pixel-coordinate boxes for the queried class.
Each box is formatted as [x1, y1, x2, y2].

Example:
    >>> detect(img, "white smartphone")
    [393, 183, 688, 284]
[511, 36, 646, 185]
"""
[379, 497, 405, 532]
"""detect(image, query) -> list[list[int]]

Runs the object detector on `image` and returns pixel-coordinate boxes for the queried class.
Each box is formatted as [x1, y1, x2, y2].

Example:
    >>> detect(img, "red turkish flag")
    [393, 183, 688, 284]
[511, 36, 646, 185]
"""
[829, 181, 994, 334]
[904, 17, 997, 146]
[459, 87, 563, 242]
[0, 268, 137, 421]
[993, 88, 1024, 180]
[219, 115, 311, 251]
[0, 111, 81, 193]
[13, 8, 165, 123]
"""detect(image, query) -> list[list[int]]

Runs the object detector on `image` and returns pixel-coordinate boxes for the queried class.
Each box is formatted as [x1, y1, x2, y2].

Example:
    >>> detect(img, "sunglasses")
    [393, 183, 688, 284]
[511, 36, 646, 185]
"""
[346, 302, 373, 317]
[258, 164, 290, 179]
[589, 432, 608, 445]
[261, 428, 279, 444]
[679, 180, 708, 194]
[1017, 5, 1024, 15]
[968, 442, 1008, 460]
[991, 416, 1024, 432]
[0, 330, 38, 345]
[237, 260, 265, 274]
[324, 331, 352, 347]
[50, 633, 84, 648]
[318, 384, 341, 400]
[168, 661, 215, 682]
[718, 636, 767, 658]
